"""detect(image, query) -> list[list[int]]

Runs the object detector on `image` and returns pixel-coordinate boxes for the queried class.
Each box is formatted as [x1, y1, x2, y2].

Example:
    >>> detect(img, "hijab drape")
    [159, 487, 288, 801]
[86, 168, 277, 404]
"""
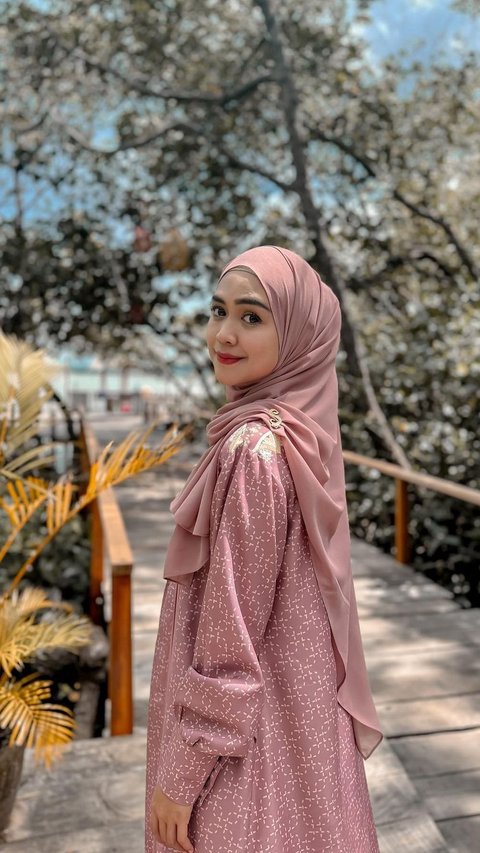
[163, 245, 382, 759]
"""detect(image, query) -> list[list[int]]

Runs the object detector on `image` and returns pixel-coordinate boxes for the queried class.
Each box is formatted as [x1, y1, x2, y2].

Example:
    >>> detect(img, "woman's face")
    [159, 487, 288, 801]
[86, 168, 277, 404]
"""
[206, 269, 279, 387]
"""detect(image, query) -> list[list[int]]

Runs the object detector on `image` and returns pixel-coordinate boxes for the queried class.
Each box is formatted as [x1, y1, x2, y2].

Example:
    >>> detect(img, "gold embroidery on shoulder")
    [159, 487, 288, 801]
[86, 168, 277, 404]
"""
[227, 423, 250, 452]
[252, 430, 282, 461]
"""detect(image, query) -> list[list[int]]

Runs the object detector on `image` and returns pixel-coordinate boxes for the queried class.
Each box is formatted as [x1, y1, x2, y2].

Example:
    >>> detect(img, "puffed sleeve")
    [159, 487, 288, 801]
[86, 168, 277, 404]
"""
[156, 427, 289, 806]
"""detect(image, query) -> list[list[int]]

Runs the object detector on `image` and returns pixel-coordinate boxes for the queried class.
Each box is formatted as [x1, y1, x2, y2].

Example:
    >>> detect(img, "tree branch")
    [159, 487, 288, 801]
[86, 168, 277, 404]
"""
[14, 112, 50, 137]
[347, 250, 457, 293]
[49, 34, 274, 106]
[51, 112, 197, 155]
[309, 127, 479, 280]
[218, 146, 295, 193]
[255, 0, 411, 469]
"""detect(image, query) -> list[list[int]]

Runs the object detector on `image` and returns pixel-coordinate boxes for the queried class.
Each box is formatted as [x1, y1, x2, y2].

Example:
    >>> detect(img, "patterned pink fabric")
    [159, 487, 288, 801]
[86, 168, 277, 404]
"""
[145, 423, 380, 852]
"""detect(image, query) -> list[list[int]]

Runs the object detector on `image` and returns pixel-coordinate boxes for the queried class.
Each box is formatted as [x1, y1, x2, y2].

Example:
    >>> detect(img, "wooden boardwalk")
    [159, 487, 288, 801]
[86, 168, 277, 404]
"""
[3, 415, 479, 851]
[354, 538, 480, 853]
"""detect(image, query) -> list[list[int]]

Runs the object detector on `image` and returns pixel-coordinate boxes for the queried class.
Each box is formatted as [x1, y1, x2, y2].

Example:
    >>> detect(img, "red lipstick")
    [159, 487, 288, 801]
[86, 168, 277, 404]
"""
[216, 351, 244, 364]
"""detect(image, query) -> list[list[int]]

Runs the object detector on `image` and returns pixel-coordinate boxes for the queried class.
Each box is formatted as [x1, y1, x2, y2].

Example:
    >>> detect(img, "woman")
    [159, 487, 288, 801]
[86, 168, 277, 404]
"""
[145, 246, 382, 853]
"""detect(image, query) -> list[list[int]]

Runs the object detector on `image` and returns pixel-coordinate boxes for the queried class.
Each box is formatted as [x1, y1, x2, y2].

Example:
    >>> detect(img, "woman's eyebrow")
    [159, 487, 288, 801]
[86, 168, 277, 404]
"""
[210, 293, 272, 312]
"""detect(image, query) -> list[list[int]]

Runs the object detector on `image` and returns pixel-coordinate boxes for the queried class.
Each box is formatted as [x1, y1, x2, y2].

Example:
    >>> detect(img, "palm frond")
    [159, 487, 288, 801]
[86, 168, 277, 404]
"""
[0, 474, 55, 564]
[0, 596, 91, 677]
[46, 479, 77, 535]
[83, 421, 192, 499]
[4, 420, 191, 597]
[2, 444, 57, 477]
[0, 673, 75, 766]
[0, 331, 61, 473]
[8, 586, 74, 617]
[0, 475, 50, 525]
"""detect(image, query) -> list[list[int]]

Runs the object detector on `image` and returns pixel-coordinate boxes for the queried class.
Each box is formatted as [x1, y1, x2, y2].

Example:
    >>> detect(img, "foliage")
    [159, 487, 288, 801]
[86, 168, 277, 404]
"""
[0, 512, 91, 611]
[1, 1, 477, 364]
[0, 587, 91, 766]
[0, 332, 191, 761]
[0, 2, 479, 596]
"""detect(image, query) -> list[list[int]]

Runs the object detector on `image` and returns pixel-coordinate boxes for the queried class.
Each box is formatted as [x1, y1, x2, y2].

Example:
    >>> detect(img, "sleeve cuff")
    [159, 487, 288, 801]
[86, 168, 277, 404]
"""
[156, 722, 220, 806]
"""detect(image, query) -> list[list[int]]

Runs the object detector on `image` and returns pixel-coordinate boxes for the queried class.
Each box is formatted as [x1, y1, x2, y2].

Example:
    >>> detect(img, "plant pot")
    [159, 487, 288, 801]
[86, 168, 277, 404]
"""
[0, 743, 26, 836]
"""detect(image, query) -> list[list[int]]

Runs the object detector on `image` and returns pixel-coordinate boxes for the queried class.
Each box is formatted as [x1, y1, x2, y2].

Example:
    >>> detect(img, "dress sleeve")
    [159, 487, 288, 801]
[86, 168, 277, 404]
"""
[156, 430, 289, 806]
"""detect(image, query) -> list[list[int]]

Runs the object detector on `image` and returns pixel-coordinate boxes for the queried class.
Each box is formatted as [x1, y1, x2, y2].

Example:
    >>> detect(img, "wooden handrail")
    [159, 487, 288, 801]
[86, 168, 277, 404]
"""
[343, 449, 480, 566]
[78, 416, 133, 736]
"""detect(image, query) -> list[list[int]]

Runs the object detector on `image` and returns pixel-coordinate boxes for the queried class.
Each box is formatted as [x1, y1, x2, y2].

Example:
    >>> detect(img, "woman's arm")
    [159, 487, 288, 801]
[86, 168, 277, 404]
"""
[156, 433, 289, 806]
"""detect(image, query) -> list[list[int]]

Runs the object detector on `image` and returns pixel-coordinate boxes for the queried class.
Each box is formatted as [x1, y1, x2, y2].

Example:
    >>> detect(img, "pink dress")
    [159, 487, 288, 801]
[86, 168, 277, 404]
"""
[145, 421, 379, 852]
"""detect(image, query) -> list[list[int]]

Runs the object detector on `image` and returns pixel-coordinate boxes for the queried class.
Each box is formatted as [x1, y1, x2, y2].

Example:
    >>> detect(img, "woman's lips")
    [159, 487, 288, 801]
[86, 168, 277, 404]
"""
[216, 352, 244, 364]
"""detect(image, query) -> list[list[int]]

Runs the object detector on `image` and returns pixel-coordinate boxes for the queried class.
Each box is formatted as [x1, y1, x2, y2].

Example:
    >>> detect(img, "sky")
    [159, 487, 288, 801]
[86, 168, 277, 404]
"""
[360, 0, 479, 66]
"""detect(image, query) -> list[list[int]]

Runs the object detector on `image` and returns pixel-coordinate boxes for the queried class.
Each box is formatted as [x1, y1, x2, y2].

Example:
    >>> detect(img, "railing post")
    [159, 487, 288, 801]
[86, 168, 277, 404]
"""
[89, 498, 104, 626]
[109, 569, 133, 735]
[395, 477, 410, 564]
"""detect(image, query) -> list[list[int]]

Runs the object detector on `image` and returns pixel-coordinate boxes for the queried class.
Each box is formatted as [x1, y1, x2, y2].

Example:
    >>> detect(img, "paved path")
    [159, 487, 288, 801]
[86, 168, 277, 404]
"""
[3, 414, 479, 851]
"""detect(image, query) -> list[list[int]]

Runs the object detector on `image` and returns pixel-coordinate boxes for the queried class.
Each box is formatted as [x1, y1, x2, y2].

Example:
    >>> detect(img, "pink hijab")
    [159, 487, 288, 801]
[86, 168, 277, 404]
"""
[163, 245, 382, 759]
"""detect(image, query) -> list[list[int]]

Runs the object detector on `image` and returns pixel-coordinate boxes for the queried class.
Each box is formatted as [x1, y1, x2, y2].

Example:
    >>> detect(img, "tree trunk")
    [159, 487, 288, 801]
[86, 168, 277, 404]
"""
[255, 0, 411, 469]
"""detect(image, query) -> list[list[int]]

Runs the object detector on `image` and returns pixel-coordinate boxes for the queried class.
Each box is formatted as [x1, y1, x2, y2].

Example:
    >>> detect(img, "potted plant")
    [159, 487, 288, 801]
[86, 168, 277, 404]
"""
[0, 332, 191, 832]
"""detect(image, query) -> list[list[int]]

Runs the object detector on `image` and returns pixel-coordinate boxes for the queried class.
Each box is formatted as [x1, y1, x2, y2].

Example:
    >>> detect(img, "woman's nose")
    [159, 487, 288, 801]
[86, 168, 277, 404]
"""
[216, 320, 237, 343]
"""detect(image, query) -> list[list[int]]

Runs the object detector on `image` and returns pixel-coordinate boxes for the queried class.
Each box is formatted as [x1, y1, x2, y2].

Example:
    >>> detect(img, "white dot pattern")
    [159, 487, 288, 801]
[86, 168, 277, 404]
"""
[145, 422, 379, 851]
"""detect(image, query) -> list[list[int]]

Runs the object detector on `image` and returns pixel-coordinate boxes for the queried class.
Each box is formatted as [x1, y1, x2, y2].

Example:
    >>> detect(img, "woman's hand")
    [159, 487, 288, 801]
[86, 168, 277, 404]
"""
[149, 785, 195, 852]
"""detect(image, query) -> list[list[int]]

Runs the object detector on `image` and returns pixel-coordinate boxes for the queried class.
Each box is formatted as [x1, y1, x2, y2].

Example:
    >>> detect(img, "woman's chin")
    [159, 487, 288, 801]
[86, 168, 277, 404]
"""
[215, 363, 245, 380]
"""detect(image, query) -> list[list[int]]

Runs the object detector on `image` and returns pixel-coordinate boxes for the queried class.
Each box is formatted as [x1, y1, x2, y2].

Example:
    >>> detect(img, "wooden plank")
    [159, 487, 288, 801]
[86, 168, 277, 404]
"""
[415, 769, 480, 820]
[369, 767, 427, 826]
[88, 498, 104, 625]
[364, 741, 450, 850]
[364, 742, 424, 826]
[360, 610, 480, 655]
[109, 573, 133, 735]
[391, 728, 480, 778]
[344, 449, 480, 507]
[365, 738, 408, 777]
[357, 594, 457, 618]
[354, 572, 455, 601]
[100, 489, 134, 573]
[376, 814, 449, 852]
[437, 815, 480, 853]
[367, 646, 480, 702]
[351, 540, 454, 605]
[376, 692, 480, 737]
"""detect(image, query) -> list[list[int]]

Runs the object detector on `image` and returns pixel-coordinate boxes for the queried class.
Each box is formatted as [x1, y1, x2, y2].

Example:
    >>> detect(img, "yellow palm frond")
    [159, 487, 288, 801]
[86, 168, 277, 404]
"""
[0, 475, 51, 526]
[0, 474, 58, 564]
[0, 672, 76, 766]
[7, 586, 74, 617]
[0, 596, 91, 677]
[83, 421, 191, 500]
[21, 614, 92, 661]
[1, 445, 57, 478]
[4, 420, 191, 597]
[0, 331, 61, 474]
[45, 478, 77, 535]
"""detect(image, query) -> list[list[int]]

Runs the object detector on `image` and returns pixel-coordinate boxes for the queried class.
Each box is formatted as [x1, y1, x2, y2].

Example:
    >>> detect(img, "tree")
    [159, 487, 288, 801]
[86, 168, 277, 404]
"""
[1, 0, 478, 463]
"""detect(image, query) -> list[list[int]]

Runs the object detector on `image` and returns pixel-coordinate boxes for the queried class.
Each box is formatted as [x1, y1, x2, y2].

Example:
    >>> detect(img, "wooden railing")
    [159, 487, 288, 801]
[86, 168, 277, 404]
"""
[78, 417, 133, 736]
[343, 450, 480, 565]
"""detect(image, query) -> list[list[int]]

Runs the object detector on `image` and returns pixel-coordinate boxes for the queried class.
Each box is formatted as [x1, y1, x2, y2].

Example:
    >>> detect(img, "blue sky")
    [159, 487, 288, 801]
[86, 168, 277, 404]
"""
[358, 0, 479, 66]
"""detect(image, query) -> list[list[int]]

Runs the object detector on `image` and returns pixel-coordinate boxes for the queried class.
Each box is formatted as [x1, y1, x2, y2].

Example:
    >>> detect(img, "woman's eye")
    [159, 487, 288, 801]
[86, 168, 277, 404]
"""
[243, 312, 261, 324]
[209, 306, 261, 325]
